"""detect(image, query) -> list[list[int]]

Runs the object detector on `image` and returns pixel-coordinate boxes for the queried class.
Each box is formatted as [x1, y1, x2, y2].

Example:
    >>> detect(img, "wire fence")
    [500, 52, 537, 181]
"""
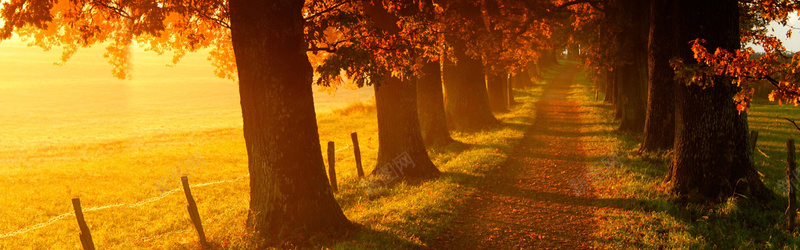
[0, 135, 377, 241]
[0, 175, 248, 239]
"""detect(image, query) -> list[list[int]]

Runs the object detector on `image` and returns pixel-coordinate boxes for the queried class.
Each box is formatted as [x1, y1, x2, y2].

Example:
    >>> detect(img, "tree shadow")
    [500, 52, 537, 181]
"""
[326, 223, 428, 249]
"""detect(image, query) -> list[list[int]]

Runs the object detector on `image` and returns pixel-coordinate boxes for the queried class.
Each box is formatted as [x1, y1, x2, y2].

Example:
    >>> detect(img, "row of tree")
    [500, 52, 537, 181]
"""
[4, 0, 796, 246]
[570, 0, 800, 203]
[0, 0, 571, 245]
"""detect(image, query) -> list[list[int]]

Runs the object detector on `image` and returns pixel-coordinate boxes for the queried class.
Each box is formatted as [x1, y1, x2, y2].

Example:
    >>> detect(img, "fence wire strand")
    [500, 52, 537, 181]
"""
[1, 142, 375, 239]
[0, 175, 248, 239]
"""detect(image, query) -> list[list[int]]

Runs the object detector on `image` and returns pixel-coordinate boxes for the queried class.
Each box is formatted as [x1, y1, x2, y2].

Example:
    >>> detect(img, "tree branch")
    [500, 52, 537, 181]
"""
[513, 0, 605, 38]
[197, 12, 230, 29]
[557, 0, 605, 12]
[589, 1, 605, 12]
[305, 1, 349, 21]
[92, 1, 132, 19]
[763, 75, 800, 97]
[784, 117, 800, 131]
[729, 74, 800, 97]
[308, 44, 337, 53]
[307, 36, 360, 53]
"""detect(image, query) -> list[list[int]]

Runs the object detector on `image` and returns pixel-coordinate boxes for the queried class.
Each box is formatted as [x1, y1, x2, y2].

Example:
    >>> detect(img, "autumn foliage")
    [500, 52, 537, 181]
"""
[671, 2, 800, 111]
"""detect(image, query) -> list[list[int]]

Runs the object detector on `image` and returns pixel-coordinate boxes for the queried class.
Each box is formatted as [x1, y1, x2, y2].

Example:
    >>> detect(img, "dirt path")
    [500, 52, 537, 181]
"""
[432, 64, 597, 249]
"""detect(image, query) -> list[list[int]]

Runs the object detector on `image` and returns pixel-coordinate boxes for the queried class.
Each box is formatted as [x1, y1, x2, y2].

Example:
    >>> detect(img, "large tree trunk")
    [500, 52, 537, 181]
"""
[229, 0, 351, 244]
[486, 70, 509, 112]
[640, 0, 676, 152]
[442, 40, 500, 130]
[541, 50, 560, 67]
[417, 61, 454, 146]
[604, 69, 615, 103]
[566, 44, 580, 60]
[512, 69, 534, 89]
[361, 0, 440, 184]
[507, 72, 517, 106]
[614, 0, 648, 133]
[373, 77, 441, 182]
[615, 66, 647, 132]
[439, 1, 499, 130]
[668, 0, 771, 201]
[613, 70, 623, 119]
[526, 61, 540, 87]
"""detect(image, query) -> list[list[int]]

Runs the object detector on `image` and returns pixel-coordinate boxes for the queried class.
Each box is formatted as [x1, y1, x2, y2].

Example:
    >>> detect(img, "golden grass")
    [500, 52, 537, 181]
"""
[0, 67, 565, 248]
[571, 64, 800, 249]
[1, 39, 568, 248]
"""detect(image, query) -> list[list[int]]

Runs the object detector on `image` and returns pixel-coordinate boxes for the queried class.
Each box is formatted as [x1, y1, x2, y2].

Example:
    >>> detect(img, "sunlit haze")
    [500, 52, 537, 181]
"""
[2, 1, 799, 249]
[0, 39, 373, 149]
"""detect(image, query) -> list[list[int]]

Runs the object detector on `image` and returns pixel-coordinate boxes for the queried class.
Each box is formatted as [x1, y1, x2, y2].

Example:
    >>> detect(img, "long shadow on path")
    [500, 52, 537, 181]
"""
[430, 64, 600, 249]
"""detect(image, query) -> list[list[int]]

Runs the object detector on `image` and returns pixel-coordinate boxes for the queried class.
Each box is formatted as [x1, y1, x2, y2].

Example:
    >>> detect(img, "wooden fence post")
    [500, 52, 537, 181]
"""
[787, 139, 796, 231]
[351, 132, 365, 178]
[507, 73, 514, 107]
[181, 176, 208, 246]
[71, 198, 95, 250]
[328, 141, 338, 192]
[750, 130, 759, 162]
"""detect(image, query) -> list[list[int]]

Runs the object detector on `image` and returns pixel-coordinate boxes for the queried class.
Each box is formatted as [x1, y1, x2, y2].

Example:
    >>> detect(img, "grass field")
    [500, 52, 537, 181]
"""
[574, 70, 800, 248]
[8, 50, 796, 248]
[0, 41, 373, 248]
[0, 40, 562, 248]
[0, 40, 373, 150]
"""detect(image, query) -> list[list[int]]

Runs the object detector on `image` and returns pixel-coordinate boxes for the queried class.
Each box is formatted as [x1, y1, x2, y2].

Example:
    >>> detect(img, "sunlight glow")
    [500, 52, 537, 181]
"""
[757, 12, 800, 52]
[0, 0, 7, 27]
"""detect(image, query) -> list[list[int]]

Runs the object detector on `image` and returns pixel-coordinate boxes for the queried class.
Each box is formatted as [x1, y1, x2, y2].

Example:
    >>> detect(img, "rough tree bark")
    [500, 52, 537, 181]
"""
[229, 0, 351, 244]
[604, 69, 615, 103]
[373, 78, 441, 181]
[541, 50, 560, 67]
[613, 70, 623, 119]
[668, 0, 771, 201]
[486, 70, 509, 112]
[442, 40, 501, 130]
[612, 0, 648, 133]
[441, 2, 500, 130]
[640, 0, 676, 152]
[512, 69, 534, 89]
[362, 0, 441, 182]
[526, 61, 541, 88]
[417, 61, 455, 146]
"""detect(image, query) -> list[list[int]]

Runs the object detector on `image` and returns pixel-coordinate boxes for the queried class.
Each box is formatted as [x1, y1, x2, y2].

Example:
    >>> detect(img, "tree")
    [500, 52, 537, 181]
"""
[511, 68, 534, 89]
[608, 0, 648, 132]
[231, 0, 354, 243]
[566, 0, 646, 132]
[640, 0, 676, 152]
[438, 0, 559, 127]
[417, 60, 455, 146]
[1, 0, 353, 244]
[364, 1, 441, 182]
[373, 76, 441, 180]
[315, 0, 442, 183]
[440, 1, 500, 130]
[486, 70, 510, 112]
[565, 1, 615, 103]
[666, 0, 770, 200]
[442, 39, 500, 130]
[604, 69, 615, 103]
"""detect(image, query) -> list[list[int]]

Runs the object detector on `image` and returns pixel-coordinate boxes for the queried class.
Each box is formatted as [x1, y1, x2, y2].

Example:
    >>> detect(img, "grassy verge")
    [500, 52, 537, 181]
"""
[327, 64, 564, 249]
[569, 66, 800, 248]
[0, 64, 564, 248]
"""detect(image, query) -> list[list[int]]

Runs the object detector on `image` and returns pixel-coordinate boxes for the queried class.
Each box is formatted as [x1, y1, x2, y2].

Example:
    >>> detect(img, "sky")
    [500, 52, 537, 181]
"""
[756, 12, 800, 52]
